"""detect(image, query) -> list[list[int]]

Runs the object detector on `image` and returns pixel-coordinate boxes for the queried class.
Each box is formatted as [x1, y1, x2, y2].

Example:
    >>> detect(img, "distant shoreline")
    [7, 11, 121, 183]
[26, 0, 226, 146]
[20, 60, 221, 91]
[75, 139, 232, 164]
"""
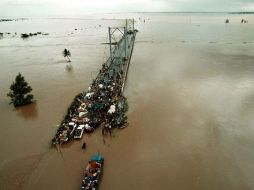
[229, 12, 254, 14]
[134, 11, 254, 14]
[0, 18, 27, 22]
[1, 12, 254, 20]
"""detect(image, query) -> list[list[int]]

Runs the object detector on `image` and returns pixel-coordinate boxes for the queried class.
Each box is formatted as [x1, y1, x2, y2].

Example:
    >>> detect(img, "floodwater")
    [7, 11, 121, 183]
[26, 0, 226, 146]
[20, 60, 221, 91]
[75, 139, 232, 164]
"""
[1, 13, 254, 190]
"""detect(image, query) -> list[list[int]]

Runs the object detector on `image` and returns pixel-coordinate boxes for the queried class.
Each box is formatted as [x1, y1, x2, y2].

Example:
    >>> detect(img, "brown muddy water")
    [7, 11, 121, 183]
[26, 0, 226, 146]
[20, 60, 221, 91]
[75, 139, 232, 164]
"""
[1, 13, 254, 190]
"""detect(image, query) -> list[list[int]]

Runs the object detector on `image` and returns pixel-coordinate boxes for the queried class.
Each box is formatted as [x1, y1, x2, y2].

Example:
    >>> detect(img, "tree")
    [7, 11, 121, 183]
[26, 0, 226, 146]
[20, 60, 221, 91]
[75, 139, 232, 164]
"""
[62, 48, 71, 62]
[7, 73, 34, 107]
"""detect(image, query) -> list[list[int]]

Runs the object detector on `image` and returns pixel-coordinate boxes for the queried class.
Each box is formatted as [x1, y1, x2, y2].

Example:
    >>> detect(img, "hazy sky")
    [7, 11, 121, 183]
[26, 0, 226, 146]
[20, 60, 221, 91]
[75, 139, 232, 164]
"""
[0, 0, 254, 17]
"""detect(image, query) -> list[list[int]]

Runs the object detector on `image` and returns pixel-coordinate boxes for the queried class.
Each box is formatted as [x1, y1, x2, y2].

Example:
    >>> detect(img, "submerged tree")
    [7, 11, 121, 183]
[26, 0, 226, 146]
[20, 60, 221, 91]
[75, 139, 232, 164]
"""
[62, 48, 71, 62]
[7, 73, 34, 107]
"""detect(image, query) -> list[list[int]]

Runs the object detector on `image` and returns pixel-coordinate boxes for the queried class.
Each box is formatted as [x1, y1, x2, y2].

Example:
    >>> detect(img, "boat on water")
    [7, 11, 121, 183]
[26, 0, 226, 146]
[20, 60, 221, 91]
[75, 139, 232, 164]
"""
[74, 125, 85, 139]
[81, 154, 104, 190]
[52, 122, 77, 144]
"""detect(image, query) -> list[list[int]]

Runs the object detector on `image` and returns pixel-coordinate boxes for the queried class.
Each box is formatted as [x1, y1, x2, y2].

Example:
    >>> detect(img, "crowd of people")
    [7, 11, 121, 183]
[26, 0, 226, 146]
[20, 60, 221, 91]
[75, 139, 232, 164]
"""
[81, 160, 103, 190]
[52, 57, 129, 146]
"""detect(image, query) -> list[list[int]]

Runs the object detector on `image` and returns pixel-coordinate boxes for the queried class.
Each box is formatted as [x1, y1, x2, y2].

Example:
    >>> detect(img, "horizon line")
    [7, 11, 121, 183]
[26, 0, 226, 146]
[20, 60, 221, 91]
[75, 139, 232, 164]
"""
[1, 11, 254, 18]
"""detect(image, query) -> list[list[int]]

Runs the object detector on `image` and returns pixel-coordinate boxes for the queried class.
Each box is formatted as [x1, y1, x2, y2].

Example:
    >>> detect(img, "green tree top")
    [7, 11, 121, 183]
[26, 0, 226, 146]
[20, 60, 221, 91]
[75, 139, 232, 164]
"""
[7, 73, 34, 107]
[62, 48, 71, 62]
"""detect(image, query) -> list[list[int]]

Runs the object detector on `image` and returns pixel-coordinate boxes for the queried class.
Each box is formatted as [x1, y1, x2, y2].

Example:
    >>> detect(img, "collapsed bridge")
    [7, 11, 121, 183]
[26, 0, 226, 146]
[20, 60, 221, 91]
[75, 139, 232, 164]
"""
[52, 19, 137, 146]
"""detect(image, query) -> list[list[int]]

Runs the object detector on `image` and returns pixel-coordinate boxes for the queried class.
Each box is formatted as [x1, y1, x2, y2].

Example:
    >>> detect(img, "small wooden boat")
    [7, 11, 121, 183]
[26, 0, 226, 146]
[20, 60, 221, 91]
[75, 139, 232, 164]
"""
[74, 125, 85, 139]
[81, 154, 104, 190]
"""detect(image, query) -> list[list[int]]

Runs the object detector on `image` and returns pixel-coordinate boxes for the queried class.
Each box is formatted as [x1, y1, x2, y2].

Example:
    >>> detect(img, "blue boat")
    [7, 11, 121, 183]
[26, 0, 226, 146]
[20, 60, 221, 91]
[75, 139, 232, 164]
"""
[81, 154, 104, 190]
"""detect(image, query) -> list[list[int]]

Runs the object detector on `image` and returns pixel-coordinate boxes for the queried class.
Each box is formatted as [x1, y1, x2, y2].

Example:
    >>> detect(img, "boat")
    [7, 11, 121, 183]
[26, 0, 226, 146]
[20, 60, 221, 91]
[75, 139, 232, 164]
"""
[81, 154, 104, 190]
[74, 125, 85, 139]
[68, 122, 78, 138]
[52, 122, 77, 145]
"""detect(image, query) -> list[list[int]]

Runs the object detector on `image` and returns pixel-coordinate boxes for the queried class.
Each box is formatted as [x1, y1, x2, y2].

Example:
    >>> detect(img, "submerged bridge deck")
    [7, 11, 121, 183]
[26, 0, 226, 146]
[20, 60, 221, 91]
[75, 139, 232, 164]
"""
[99, 23, 136, 93]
